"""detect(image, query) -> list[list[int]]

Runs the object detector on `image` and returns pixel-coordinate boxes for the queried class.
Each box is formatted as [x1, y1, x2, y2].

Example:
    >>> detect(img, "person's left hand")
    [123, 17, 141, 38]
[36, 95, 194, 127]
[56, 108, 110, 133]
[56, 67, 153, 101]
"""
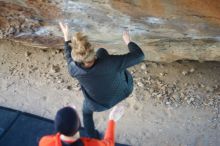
[59, 22, 69, 41]
[122, 31, 131, 45]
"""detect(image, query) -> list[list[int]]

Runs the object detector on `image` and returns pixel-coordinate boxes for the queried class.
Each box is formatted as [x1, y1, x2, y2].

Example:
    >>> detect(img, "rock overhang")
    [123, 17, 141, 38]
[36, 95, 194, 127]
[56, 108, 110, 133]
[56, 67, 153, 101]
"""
[0, 0, 220, 62]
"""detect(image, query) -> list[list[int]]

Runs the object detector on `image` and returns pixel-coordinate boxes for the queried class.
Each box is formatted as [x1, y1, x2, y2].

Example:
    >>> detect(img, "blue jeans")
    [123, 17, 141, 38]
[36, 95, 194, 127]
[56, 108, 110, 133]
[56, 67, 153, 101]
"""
[82, 99, 108, 139]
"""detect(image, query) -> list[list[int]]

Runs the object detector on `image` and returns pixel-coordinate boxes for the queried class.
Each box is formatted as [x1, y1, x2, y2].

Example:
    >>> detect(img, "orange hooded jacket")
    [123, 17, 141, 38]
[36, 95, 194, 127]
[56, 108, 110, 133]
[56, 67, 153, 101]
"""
[39, 120, 115, 146]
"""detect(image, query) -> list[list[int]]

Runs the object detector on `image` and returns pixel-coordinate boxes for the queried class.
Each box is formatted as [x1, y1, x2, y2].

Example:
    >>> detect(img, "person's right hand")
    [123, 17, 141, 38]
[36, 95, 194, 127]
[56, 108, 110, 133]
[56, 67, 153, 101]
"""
[59, 22, 69, 41]
[122, 31, 131, 45]
[109, 106, 125, 122]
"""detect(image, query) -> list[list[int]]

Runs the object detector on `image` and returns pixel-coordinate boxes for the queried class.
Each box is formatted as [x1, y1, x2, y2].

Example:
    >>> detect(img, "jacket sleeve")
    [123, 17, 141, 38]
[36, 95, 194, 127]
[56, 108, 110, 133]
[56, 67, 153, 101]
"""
[64, 41, 73, 64]
[110, 42, 145, 70]
[64, 41, 77, 77]
[103, 120, 115, 145]
[39, 133, 62, 146]
[82, 120, 116, 146]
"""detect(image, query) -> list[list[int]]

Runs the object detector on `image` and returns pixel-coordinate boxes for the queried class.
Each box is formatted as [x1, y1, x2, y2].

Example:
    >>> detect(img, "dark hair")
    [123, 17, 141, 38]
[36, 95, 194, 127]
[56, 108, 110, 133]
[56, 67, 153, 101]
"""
[55, 107, 81, 136]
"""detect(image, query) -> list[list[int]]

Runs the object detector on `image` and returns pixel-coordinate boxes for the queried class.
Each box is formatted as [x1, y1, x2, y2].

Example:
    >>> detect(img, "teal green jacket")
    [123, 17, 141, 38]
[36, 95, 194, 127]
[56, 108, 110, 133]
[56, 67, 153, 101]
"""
[64, 41, 145, 109]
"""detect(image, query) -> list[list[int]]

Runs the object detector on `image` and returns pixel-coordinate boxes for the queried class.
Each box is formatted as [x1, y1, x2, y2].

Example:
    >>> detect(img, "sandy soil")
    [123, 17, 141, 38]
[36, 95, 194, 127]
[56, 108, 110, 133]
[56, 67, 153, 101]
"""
[0, 40, 219, 146]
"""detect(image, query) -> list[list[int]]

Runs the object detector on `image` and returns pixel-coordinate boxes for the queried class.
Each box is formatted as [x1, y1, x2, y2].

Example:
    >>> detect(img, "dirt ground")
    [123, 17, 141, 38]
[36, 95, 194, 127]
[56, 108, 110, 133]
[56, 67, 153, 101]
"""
[0, 40, 219, 146]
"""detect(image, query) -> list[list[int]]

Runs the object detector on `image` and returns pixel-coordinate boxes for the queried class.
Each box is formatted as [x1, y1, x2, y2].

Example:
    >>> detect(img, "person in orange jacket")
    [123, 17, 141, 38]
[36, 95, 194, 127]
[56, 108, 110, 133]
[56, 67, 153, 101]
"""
[39, 105, 124, 146]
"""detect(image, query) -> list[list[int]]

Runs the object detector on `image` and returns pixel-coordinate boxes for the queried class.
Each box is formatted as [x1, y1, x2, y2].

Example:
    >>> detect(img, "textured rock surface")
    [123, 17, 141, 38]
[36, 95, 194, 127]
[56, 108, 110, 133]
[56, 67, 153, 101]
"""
[0, 0, 220, 62]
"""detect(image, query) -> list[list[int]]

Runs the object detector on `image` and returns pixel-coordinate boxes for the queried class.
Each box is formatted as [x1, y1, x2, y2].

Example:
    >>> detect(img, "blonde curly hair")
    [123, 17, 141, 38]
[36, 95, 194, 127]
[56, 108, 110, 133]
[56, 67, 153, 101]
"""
[71, 32, 96, 63]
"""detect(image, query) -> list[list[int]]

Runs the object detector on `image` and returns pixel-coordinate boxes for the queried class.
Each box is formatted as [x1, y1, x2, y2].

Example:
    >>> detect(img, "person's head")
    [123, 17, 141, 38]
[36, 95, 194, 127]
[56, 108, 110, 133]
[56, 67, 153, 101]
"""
[71, 32, 96, 64]
[55, 107, 81, 136]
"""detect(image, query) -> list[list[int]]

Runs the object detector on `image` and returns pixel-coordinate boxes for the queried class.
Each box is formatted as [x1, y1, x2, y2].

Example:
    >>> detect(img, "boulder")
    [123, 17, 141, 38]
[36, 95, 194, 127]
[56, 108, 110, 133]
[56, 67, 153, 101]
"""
[0, 0, 220, 62]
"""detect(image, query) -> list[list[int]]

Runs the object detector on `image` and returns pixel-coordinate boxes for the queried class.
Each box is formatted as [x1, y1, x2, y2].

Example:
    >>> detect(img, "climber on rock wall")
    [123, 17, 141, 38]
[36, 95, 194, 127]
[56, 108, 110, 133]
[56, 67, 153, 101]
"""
[59, 22, 145, 139]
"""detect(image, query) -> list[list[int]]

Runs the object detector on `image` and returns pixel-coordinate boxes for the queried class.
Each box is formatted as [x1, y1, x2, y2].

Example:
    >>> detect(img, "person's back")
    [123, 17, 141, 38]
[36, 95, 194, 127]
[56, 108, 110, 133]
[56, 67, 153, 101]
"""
[72, 59, 130, 107]
[66, 39, 144, 108]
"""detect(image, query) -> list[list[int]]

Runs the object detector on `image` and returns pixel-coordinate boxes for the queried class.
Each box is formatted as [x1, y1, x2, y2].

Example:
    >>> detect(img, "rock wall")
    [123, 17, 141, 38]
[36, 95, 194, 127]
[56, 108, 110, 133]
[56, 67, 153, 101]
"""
[0, 0, 220, 62]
